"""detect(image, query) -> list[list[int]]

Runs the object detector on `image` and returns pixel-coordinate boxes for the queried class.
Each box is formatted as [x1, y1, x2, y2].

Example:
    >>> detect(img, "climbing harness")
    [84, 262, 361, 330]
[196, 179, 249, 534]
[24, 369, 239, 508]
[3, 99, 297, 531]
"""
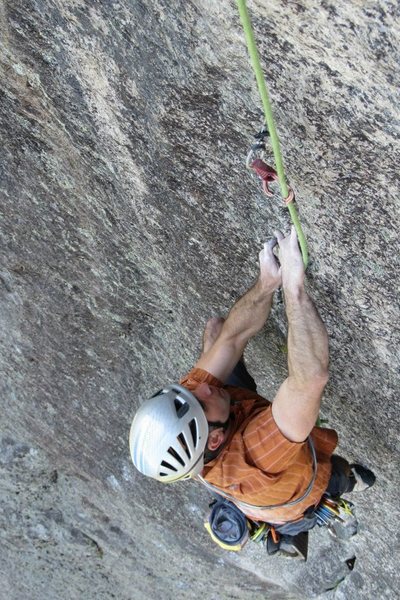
[236, 0, 308, 267]
[203, 492, 357, 559]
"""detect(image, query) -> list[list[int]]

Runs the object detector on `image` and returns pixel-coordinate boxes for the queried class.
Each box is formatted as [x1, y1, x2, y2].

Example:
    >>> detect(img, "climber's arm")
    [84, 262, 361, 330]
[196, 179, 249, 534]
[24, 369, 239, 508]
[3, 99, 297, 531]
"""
[194, 240, 281, 382]
[271, 228, 329, 442]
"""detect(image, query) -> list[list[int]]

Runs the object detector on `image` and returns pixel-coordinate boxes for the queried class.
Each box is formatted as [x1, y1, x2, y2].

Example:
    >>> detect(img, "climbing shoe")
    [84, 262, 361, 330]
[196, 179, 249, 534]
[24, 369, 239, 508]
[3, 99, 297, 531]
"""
[264, 530, 280, 556]
[350, 464, 376, 492]
[279, 531, 309, 561]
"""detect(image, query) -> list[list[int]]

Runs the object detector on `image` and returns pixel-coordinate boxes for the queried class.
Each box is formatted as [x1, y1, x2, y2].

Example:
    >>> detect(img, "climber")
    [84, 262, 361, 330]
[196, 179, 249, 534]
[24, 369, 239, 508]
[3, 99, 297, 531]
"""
[129, 227, 375, 537]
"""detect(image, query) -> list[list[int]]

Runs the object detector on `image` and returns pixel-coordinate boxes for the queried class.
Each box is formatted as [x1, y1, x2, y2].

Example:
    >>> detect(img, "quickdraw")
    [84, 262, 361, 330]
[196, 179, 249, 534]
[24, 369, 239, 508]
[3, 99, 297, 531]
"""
[246, 128, 295, 204]
[236, 0, 308, 266]
[315, 495, 358, 539]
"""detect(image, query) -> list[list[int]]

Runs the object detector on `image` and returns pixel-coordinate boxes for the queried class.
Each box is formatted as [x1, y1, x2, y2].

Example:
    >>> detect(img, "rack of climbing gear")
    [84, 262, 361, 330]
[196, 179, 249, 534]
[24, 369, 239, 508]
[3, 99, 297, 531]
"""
[236, 0, 308, 267]
[204, 493, 357, 560]
[315, 495, 358, 539]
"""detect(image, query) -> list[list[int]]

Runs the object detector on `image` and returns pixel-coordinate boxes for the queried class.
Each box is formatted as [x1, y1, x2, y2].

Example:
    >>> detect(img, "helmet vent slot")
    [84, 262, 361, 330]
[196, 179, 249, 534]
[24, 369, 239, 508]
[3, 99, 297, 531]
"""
[188, 418, 198, 447]
[174, 398, 189, 418]
[167, 446, 185, 466]
[161, 460, 177, 472]
[177, 433, 191, 459]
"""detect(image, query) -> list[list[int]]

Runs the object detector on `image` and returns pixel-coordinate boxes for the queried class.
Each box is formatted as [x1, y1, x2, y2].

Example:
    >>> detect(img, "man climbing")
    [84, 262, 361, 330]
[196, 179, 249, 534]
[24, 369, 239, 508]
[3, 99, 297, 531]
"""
[129, 227, 375, 552]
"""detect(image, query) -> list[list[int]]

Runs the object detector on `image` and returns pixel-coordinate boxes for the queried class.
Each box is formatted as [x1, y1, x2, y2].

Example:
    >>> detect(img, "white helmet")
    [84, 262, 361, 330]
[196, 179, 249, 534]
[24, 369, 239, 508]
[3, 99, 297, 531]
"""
[129, 384, 209, 482]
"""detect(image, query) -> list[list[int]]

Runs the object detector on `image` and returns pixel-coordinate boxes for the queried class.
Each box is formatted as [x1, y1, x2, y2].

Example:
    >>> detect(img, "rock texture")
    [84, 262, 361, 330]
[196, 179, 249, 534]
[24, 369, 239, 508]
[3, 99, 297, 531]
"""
[0, 0, 399, 598]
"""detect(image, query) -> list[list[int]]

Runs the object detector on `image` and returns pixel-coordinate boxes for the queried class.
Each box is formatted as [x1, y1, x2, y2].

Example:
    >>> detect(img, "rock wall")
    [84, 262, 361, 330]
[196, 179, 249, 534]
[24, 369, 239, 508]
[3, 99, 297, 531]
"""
[1, 1, 399, 598]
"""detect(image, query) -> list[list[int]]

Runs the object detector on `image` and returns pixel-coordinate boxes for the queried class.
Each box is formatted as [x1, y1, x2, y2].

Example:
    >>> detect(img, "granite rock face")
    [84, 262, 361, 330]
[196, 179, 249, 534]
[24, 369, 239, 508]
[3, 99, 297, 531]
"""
[0, 1, 399, 598]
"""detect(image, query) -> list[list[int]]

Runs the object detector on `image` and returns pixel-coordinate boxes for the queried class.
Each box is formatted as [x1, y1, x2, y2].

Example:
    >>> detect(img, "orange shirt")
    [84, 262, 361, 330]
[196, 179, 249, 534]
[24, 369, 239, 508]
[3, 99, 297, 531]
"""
[180, 367, 338, 523]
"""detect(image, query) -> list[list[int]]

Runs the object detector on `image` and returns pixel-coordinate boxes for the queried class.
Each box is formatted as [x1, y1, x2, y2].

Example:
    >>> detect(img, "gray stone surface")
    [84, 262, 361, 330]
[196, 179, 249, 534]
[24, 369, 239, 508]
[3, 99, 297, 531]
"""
[0, 0, 399, 598]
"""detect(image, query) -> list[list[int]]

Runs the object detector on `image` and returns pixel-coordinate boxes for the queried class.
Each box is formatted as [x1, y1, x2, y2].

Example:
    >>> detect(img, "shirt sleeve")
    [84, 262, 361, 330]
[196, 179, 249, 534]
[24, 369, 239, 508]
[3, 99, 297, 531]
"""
[243, 405, 307, 473]
[179, 367, 224, 392]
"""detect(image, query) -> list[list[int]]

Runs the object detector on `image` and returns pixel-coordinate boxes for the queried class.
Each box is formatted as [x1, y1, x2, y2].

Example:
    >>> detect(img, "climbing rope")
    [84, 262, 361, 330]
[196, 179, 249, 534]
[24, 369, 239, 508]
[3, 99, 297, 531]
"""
[236, 0, 309, 267]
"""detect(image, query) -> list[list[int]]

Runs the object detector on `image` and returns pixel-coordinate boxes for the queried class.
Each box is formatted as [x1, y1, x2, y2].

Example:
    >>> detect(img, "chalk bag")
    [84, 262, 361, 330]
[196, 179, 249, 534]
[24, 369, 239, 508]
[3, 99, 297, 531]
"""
[204, 498, 250, 552]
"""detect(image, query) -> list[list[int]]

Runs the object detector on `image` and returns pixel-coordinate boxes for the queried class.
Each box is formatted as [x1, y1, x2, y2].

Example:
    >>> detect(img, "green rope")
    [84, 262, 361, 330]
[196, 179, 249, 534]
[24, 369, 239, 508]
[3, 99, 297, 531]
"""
[236, 0, 309, 267]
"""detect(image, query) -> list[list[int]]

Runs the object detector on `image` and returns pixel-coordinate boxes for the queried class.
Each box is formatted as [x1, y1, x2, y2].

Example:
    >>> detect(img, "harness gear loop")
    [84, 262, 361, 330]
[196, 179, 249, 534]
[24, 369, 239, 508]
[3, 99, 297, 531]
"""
[270, 526, 279, 544]
[250, 521, 267, 542]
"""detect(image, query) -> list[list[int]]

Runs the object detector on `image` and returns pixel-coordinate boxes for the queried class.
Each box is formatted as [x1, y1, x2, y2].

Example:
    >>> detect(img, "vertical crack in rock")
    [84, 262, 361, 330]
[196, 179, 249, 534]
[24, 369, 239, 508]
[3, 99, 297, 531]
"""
[0, 0, 399, 598]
